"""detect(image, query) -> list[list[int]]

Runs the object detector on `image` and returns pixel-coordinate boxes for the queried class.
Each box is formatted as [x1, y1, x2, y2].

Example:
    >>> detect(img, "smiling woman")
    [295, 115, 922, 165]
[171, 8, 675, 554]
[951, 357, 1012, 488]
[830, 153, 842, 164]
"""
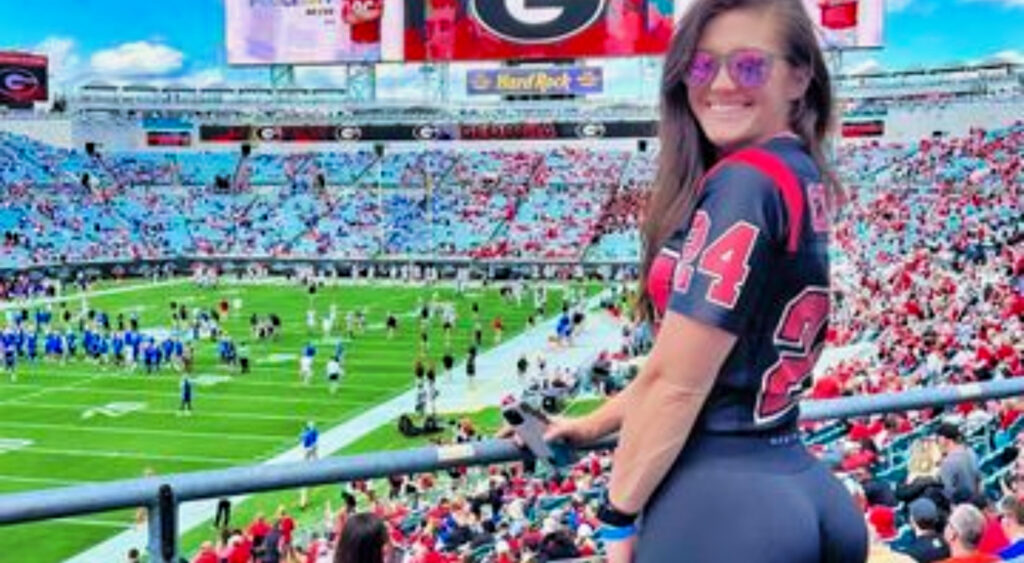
[536, 0, 869, 561]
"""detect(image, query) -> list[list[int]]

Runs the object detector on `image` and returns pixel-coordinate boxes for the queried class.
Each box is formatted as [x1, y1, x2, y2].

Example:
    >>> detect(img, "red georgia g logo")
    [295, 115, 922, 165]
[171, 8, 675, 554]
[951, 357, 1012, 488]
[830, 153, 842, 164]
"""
[0, 68, 41, 102]
[469, 0, 607, 44]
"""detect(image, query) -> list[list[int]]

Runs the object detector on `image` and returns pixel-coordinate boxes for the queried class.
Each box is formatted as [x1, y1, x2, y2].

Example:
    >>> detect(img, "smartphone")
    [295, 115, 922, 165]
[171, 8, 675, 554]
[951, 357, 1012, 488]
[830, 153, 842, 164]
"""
[501, 399, 575, 467]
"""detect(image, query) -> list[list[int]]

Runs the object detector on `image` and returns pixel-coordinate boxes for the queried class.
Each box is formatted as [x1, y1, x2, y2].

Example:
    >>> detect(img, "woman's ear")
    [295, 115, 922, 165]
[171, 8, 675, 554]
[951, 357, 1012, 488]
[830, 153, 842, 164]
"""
[786, 65, 812, 102]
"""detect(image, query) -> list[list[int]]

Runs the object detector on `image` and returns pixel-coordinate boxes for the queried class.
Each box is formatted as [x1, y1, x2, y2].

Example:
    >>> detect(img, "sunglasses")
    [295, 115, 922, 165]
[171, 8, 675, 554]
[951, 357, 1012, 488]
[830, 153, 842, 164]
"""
[684, 48, 778, 90]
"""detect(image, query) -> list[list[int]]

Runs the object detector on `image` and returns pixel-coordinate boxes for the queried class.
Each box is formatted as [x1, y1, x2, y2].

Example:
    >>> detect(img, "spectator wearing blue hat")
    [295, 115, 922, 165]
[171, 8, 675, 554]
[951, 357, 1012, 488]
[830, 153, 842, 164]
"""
[902, 497, 950, 563]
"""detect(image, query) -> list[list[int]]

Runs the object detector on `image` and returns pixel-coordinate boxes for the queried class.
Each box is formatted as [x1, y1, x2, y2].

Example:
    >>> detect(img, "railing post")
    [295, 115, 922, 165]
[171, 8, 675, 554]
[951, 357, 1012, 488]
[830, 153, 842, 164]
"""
[147, 484, 178, 563]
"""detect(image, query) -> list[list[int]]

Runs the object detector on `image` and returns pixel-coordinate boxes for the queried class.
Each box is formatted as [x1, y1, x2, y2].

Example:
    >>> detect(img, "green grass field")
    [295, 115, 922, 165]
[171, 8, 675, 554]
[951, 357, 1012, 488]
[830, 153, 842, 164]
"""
[0, 279, 598, 562]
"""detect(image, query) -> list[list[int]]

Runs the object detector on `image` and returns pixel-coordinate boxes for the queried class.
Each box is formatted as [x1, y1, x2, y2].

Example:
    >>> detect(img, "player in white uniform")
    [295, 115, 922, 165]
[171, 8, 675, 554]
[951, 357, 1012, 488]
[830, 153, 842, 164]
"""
[299, 349, 314, 385]
[326, 357, 342, 395]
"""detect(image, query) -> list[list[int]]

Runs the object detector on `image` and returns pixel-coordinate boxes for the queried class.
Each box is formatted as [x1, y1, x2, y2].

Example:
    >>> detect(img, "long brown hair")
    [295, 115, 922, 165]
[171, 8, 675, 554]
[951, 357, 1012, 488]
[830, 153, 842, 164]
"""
[637, 0, 837, 321]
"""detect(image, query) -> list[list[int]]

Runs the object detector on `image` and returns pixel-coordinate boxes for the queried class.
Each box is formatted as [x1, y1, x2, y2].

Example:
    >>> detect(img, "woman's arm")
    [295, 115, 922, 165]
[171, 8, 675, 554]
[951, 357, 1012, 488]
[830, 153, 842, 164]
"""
[606, 311, 737, 514]
[555, 355, 661, 442]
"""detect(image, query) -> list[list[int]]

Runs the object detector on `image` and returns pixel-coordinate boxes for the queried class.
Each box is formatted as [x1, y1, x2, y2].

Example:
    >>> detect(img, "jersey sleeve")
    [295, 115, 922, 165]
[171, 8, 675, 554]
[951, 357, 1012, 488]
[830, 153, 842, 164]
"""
[666, 163, 788, 334]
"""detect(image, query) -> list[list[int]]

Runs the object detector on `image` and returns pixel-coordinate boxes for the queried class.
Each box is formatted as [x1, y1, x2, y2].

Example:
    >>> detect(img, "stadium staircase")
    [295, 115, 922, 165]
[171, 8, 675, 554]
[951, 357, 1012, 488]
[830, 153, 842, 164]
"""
[279, 152, 382, 254]
[579, 153, 635, 261]
[473, 152, 546, 258]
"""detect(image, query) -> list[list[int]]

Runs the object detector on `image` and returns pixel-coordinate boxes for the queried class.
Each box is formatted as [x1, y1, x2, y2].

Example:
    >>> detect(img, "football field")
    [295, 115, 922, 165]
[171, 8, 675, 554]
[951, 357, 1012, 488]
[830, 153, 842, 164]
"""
[0, 278, 588, 562]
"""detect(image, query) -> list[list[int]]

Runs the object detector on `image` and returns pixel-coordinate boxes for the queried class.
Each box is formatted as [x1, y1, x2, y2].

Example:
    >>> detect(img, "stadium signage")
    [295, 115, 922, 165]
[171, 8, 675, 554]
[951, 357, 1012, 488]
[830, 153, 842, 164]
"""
[147, 131, 192, 147]
[575, 122, 607, 139]
[199, 121, 656, 143]
[413, 124, 441, 141]
[403, 0, 674, 61]
[841, 120, 885, 138]
[258, 126, 282, 141]
[336, 125, 363, 141]
[469, 0, 607, 44]
[467, 67, 603, 96]
[0, 51, 48, 106]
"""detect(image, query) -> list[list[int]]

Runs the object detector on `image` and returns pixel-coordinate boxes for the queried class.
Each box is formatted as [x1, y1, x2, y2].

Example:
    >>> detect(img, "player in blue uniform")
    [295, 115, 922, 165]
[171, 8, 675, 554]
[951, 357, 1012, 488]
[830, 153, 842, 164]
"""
[26, 331, 38, 363]
[179, 374, 193, 415]
[298, 421, 319, 507]
[543, 0, 867, 561]
[2, 333, 15, 381]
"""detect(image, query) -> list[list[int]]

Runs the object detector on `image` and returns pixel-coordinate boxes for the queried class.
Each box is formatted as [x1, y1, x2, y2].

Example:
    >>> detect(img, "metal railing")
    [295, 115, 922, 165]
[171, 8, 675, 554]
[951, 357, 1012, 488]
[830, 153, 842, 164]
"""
[2, 378, 1023, 562]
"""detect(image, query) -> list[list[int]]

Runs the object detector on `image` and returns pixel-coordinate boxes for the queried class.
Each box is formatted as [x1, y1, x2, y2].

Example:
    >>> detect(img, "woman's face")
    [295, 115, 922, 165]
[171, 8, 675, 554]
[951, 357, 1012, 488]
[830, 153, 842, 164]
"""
[686, 7, 808, 152]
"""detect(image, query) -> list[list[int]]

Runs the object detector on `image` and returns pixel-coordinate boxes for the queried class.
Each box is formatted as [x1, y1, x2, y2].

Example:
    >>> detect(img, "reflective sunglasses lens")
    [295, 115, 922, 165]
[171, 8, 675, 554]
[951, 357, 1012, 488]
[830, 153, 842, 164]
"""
[684, 52, 718, 87]
[728, 51, 771, 89]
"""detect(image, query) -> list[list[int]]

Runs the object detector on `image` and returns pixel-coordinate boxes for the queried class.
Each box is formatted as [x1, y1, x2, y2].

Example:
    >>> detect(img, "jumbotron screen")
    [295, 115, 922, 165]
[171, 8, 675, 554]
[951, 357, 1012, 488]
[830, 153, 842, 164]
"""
[225, 0, 880, 65]
[226, 0, 678, 64]
[225, 0, 396, 64]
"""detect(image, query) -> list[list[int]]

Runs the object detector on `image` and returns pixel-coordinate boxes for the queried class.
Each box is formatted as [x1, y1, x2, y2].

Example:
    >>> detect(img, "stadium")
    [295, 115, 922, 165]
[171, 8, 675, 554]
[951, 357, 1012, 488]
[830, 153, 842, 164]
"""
[0, 0, 1021, 562]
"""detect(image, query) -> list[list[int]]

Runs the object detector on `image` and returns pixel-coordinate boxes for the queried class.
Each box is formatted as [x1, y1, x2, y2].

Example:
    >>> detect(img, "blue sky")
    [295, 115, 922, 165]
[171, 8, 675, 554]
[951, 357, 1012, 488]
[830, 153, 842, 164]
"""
[0, 0, 1020, 100]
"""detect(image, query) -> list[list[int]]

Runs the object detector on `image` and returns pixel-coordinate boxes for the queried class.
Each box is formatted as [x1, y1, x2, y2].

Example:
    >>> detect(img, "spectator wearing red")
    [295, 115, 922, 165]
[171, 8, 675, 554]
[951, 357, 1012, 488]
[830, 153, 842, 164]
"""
[937, 504, 1000, 563]
[191, 541, 218, 563]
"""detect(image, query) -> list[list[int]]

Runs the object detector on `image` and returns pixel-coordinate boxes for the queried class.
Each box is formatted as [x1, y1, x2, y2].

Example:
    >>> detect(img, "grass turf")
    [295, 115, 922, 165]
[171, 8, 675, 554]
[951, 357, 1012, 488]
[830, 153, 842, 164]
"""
[0, 279, 598, 562]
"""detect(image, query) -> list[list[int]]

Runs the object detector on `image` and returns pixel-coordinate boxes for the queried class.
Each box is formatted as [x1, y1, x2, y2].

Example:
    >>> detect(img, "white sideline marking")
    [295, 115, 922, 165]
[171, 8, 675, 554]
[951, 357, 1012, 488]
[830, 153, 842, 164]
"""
[0, 421, 286, 443]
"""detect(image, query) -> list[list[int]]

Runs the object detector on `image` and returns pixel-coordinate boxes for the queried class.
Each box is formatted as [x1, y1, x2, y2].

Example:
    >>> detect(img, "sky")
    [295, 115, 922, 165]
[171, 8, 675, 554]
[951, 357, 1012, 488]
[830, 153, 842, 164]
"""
[0, 0, 1020, 101]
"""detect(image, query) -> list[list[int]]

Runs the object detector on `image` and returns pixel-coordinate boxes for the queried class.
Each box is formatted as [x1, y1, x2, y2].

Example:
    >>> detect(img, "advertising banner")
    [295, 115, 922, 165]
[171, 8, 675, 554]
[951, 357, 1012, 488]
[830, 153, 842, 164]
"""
[147, 131, 193, 147]
[200, 121, 656, 143]
[841, 120, 885, 138]
[467, 67, 603, 96]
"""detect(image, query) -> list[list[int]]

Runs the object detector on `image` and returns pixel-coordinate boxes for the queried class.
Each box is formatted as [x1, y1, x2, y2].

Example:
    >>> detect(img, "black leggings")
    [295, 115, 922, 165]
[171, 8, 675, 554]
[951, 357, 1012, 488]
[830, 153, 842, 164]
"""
[636, 432, 868, 563]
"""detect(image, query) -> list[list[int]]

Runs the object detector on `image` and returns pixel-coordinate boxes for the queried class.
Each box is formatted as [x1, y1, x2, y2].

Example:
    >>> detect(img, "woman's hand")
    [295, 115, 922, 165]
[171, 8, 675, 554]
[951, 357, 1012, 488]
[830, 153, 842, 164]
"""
[497, 415, 604, 446]
[543, 415, 604, 445]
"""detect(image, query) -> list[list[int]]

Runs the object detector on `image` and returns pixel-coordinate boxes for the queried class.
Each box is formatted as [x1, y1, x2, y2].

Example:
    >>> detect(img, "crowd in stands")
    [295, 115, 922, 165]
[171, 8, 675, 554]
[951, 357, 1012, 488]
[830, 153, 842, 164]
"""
[0, 135, 660, 266]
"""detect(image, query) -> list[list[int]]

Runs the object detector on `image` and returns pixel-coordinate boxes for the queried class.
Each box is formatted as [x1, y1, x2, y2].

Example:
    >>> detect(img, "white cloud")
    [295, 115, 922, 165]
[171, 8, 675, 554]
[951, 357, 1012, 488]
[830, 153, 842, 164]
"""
[845, 58, 883, 75]
[887, 0, 915, 12]
[179, 67, 227, 88]
[34, 36, 82, 89]
[986, 49, 1024, 64]
[90, 41, 184, 77]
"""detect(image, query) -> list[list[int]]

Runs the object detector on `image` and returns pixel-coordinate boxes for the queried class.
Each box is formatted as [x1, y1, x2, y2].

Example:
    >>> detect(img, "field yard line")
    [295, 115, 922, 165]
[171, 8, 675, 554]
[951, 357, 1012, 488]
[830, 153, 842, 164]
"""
[0, 474, 87, 487]
[15, 446, 249, 465]
[67, 291, 621, 563]
[55, 518, 134, 529]
[0, 373, 104, 406]
[17, 371, 407, 393]
[5, 383, 371, 406]
[0, 279, 189, 312]
[0, 421, 289, 443]
[3, 401, 353, 422]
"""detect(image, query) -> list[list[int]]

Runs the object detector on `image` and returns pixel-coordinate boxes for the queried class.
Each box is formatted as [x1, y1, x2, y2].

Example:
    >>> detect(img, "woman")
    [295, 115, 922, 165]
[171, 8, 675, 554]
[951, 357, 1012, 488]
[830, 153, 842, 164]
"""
[896, 438, 948, 515]
[333, 512, 391, 563]
[542, 0, 867, 560]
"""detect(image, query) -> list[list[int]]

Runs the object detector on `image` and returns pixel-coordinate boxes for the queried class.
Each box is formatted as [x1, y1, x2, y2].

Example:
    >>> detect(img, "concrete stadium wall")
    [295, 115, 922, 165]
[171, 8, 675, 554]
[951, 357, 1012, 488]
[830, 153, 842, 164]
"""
[884, 99, 1024, 142]
[844, 98, 1024, 145]
[0, 117, 74, 148]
